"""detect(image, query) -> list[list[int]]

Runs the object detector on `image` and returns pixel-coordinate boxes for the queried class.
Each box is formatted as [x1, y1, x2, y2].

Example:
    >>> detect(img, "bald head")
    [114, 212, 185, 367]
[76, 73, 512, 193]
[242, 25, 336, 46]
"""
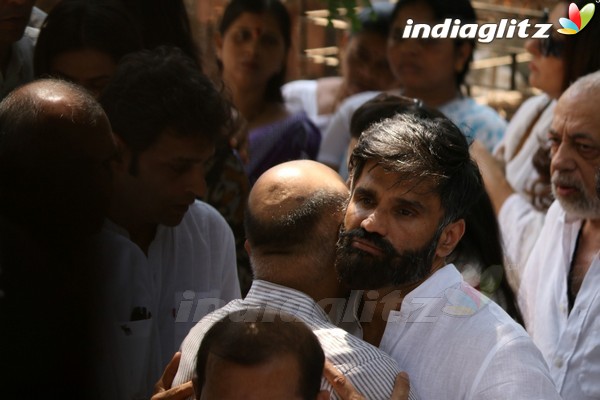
[0, 79, 116, 237]
[249, 160, 348, 221]
[245, 160, 349, 281]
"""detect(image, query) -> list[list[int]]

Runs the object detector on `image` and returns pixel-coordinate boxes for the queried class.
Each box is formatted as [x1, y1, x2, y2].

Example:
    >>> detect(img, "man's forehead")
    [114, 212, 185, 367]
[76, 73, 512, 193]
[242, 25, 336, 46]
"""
[354, 162, 439, 196]
[554, 91, 600, 137]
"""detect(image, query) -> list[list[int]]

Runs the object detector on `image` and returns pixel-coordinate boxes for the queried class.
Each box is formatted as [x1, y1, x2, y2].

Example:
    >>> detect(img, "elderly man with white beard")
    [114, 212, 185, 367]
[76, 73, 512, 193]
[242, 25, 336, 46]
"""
[518, 70, 600, 399]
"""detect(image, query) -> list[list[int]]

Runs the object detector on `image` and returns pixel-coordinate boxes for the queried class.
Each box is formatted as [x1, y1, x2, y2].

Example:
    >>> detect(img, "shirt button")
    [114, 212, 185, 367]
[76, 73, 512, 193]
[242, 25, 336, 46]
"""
[554, 358, 563, 368]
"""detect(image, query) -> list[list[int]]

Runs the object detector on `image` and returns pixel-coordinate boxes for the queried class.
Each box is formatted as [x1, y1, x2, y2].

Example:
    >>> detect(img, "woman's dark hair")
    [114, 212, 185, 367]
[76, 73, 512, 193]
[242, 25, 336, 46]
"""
[118, 0, 201, 65]
[34, 0, 143, 77]
[218, 0, 291, 103]
[390, 0, 477, 87]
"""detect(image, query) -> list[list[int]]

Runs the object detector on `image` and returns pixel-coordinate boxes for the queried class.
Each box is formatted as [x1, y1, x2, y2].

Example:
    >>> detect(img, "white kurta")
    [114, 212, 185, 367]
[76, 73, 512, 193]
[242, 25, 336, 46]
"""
[519, 201, 600, 399]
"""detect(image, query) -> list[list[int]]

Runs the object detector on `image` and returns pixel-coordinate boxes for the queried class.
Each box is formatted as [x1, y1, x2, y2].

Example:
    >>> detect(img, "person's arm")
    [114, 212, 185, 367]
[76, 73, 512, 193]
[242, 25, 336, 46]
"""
[152, 353, 194, 400]
[470, 139, 515, 214]
[324, 361, 413, 400]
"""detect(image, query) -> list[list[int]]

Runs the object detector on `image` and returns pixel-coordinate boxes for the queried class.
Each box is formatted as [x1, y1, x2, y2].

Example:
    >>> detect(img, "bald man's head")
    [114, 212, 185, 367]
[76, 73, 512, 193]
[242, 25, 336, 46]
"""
[245, 160, 349, 281]
[0, 79, 117, 238]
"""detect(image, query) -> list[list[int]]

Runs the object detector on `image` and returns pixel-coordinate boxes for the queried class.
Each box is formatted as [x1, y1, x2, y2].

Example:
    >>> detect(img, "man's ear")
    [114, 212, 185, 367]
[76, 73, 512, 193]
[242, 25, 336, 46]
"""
[435, 218, 465, 258]
[111, 133, 131, 174]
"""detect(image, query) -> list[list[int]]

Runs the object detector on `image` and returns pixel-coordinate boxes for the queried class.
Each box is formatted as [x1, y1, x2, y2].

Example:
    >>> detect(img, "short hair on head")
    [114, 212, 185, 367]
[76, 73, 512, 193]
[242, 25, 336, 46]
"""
[0, 79, 110, 233]
[218, 0, 291, 103]
[350, 93, 447, 139]
[196, 308, 324, 400]
[349, 112, 482, 226]
[100, 45, 232, 171]
[34, 0, 143, 77]
[390, 0, 476, 86]
[244, 188, 346, 254]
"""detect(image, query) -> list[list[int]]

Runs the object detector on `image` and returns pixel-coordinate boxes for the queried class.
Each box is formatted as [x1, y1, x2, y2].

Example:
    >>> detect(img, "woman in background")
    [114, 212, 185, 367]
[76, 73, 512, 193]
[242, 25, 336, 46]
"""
[216, 0, 321, 185]
[471, 0, 600, 289]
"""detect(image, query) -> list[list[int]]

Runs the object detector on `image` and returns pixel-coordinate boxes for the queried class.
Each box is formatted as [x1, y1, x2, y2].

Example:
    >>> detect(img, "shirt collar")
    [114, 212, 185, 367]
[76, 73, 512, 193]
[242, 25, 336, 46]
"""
[244, 280, 332, 323]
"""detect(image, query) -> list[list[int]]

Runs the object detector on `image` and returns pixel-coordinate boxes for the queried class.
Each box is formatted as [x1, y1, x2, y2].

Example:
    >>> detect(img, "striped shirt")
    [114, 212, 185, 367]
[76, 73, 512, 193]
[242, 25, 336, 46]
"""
[173, 280, 418, 400]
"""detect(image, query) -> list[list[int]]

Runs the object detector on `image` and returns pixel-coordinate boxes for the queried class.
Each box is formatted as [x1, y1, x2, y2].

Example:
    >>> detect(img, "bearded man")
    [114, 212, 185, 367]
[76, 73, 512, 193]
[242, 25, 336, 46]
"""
[518, 71, 600, 399]
[334, 107, 561, 399]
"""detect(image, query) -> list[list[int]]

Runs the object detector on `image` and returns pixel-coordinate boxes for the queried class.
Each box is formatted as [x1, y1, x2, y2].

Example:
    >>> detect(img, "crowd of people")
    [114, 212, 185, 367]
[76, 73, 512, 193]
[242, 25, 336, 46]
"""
[0, 0, 598, 399]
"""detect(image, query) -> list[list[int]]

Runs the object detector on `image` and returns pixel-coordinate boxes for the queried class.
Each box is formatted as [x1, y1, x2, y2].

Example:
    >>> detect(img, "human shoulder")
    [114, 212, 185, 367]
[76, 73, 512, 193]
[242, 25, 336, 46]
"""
[181, 200, 232, 233]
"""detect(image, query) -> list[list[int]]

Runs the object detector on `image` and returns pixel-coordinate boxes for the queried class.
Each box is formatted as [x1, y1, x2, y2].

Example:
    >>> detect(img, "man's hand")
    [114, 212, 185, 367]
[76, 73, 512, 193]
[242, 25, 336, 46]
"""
[152, 352, 194, 400]
[323, 361, 410, 400]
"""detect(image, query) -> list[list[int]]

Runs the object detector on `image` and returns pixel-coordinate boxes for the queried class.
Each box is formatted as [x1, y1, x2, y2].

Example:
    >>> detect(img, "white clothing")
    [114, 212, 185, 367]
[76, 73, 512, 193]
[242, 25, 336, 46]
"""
[102, 200, 240, 398]
[318, 91, 507, 177]
[173, 280, 418, 400]
[0, 27, 36, 99]
[494, 94, 555, 199]
[283, 79, 334, 133]
[494, 95, 556, 289]
[519, 201, 600, 398]
[346, 265, 560, 400]
[498, 193, 547, 290]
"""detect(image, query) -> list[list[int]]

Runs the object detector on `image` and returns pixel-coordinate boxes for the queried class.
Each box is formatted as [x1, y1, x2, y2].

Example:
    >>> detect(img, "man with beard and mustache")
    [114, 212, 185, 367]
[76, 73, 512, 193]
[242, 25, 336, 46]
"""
[335, 111, 561, 399]
[169, 160, 415, 400]
[518, 71, 600, 398]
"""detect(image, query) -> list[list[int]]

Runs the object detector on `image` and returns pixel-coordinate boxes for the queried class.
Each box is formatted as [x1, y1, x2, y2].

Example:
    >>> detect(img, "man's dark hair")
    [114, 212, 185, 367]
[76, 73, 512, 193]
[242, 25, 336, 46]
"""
[391, 0, 476, 86]
[100, 45, 232, 174]
[34, 0, 143, 77]
[218, 0, 291, 103]
[349, 112, 482, 226]
[350, 93, 446, 139]
[244, 189, 346, 253]
[196, 309, 324, 400]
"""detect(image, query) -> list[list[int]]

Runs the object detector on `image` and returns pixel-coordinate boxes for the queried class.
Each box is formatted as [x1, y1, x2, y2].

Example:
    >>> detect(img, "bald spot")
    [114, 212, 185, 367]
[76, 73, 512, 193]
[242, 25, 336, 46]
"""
[248, 160, 348, 222]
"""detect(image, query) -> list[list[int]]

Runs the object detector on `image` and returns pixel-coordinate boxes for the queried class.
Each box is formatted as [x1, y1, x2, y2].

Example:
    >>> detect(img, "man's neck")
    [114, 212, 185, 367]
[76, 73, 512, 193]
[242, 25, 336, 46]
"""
[359, 281, 422, 347]
[107, 202, 157, 256]
[569, 217, 600, 300]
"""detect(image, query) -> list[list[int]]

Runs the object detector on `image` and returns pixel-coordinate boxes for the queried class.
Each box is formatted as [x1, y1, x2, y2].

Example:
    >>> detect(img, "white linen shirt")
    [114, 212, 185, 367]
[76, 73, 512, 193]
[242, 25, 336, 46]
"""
[346, 265, 560, 400]
[519, 201, 600, 399]
[102, 200, 240, 397]
[173, 280, 417, 400]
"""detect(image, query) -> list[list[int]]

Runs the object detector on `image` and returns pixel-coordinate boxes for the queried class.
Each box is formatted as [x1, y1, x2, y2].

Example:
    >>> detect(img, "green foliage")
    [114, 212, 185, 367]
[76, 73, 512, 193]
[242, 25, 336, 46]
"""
[325, 0, 374, 32]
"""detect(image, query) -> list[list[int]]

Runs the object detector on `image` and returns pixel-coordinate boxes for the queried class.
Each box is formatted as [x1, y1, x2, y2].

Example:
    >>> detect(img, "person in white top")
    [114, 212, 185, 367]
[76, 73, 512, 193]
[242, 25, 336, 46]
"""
[170, 160, 418, 400]
[283, 2, 397, 133]
[471, 0, 600, 288]
[318, 0, 507, 177]
[334, 110, 561, 399]
[518, 71, 600, 399]
[99, 47, 241, 398]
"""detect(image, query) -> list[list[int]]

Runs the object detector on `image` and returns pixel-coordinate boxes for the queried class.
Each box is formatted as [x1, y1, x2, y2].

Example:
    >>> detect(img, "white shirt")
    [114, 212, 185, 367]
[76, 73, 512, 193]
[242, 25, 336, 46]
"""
[494, 94, 555, 199]
[519, 201, 600, 399]
[318, 91, 507, 177]
[173, 280, 418, 400]
[283, 79, 333, 133]
[102, 200, 241, 398]
[346, 265, 560, 400]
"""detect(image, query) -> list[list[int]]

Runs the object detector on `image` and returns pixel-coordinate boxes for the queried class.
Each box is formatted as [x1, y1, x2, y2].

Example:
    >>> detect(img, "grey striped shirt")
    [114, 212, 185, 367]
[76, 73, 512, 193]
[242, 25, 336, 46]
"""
[173, 280, 418, 399]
